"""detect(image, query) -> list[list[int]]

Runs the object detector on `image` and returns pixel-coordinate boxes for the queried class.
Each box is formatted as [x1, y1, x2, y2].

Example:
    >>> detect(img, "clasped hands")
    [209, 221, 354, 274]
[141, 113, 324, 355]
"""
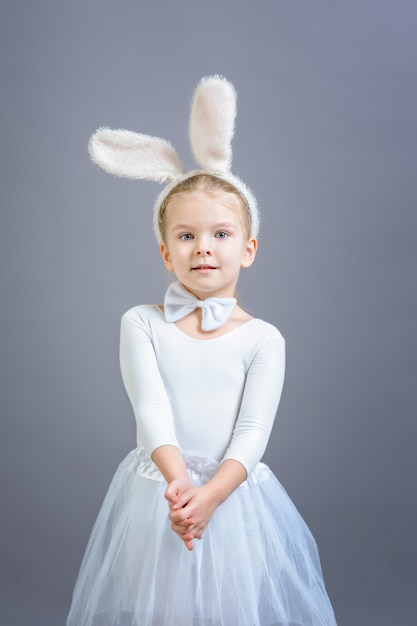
[165, 477, 218, 551]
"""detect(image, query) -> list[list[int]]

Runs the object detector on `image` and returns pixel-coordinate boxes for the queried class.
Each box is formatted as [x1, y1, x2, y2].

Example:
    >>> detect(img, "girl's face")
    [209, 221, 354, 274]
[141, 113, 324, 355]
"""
[160, 189, 257, 300]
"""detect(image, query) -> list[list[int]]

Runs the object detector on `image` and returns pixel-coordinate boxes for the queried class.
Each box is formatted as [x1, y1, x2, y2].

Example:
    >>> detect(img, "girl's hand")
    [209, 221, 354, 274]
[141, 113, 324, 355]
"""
[165, 476, 192, 509]
[165, 477, 196, 551]
[165, 460, 246, 550]
[168, 485, 219, 548]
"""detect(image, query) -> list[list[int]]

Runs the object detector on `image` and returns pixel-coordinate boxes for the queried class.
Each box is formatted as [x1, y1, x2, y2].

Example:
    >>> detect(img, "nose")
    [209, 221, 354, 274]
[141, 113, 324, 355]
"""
[196, 247, 212, 256]
[195, 238, 212, 255]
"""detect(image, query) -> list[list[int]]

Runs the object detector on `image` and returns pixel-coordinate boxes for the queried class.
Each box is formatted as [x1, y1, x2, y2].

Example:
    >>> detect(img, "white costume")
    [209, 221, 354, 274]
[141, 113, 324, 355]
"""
[120, 304, 285, 473]
[67, 298, 337, 626]
[68, 76, 337, 625]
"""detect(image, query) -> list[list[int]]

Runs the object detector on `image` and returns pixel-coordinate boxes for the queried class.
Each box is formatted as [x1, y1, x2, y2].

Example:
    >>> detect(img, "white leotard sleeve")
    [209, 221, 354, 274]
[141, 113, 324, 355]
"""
[119, 310, 180, 456]
[222, 335, 285, 474]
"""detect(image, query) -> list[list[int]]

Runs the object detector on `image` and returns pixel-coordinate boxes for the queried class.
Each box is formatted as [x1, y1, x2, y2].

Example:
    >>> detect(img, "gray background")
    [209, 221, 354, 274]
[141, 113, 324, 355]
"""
[1, 1, 416, 624]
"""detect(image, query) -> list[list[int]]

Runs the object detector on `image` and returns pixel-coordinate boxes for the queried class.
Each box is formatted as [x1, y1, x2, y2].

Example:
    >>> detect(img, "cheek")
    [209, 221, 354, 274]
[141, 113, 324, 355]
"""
[166, 243, 189, 266]
[223, 246, 245, 266]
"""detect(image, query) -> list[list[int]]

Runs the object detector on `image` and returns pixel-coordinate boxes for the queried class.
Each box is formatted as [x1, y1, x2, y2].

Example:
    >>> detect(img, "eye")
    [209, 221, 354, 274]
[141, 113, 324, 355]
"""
[180, 233, 194, 241]
[215, 231, 229, 239]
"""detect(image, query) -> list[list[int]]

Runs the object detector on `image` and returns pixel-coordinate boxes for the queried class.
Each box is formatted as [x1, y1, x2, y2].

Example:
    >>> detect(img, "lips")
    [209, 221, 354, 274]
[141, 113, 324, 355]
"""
[192, 264, 217, 273]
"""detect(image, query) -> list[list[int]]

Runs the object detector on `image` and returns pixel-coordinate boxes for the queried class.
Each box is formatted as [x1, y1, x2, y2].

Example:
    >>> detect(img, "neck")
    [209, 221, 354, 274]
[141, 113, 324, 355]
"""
[177, 281, 237, 301]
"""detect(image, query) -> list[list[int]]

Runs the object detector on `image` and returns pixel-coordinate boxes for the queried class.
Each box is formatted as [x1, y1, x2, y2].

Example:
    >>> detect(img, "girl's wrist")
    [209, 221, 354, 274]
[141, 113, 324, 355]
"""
[203, 459, 247, 506]
[201, 481, 226, 508]
[151, 444, 189, 483]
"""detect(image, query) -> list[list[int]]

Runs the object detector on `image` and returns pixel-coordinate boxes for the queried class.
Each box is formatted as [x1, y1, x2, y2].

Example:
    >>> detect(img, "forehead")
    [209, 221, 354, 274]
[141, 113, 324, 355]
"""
[165, 189, 248, 229]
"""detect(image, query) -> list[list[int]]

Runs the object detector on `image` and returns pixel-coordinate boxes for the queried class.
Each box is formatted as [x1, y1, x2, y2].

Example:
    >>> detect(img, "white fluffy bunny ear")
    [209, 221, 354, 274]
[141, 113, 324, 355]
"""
[88, 128, 184, 183]
[189, 75, 237, 173]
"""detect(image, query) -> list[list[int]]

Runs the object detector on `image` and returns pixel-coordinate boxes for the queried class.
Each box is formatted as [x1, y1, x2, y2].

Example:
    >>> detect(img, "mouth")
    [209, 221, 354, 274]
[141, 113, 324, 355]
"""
[191, 264, 217, 272]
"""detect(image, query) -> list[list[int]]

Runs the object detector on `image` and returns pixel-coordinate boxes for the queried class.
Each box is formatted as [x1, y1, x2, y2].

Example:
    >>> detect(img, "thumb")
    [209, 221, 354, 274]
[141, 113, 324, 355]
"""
[165, 483, 178, 504]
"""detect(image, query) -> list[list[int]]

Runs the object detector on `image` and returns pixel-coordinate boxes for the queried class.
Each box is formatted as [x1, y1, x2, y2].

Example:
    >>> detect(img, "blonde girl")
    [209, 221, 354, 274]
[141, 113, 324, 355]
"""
[67, 77, 337, 626]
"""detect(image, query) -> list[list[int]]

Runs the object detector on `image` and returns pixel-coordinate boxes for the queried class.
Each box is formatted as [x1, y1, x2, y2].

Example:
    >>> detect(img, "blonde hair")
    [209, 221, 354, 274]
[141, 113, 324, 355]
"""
[158, 173, 252, 243]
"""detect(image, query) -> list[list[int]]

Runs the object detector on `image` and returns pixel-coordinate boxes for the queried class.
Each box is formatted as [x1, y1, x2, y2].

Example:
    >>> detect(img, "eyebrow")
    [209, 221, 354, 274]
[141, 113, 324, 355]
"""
[171, 222, 237, 232]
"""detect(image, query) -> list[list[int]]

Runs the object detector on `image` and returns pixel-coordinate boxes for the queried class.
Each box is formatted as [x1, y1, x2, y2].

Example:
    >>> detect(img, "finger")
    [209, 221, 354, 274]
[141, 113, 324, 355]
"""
[169, 509, 195, 524]
[184, 538, 194, 551]
[171, 525, 195, 539]
[170, 491, 194, 510]
[165, 486, 179, 505]
[169, 508, 194, 523]
[173, 526, 195, 551]
[171, 520, 196, 536]
[183, 539, 194, 552]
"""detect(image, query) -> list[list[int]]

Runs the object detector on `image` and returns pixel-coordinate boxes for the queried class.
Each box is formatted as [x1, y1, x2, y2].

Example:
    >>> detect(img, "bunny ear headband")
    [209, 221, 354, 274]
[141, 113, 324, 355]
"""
[88, 75, 259, 243]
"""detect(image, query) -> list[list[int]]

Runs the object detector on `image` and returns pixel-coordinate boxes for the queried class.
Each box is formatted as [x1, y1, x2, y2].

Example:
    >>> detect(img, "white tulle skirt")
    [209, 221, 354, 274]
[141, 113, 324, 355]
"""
[67, 449, 337, 626]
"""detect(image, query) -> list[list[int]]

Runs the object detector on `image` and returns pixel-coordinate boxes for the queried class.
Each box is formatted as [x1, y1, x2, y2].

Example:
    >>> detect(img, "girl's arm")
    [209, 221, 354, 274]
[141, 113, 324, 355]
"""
[222, 332, 286, 475]
[169, 330, 285, 546]
[120, 311, 197, 549]
[120, 310, 181, 457]
[120, 309, 196, 549]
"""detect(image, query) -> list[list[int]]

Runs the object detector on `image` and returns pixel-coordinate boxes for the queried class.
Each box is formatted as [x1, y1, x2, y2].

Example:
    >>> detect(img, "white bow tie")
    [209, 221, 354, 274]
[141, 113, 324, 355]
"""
[164, 282, 237, 331]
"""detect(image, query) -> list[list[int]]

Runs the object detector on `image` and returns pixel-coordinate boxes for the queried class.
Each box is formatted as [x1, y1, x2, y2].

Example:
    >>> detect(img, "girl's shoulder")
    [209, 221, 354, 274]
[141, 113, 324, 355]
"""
[246, 317, 285, 346]
[120, 303, 164, 335]
[122, 303, 162, 321]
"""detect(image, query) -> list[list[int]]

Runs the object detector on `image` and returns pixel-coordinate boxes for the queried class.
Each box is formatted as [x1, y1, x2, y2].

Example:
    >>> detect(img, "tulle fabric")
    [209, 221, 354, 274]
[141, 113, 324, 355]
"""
[67, 449, 337, 626]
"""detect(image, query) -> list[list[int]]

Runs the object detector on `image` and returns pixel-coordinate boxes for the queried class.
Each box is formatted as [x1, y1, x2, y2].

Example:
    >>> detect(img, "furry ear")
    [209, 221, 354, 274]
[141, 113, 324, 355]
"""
[88, 128, 184, 183]
[189, 75, 237, 173]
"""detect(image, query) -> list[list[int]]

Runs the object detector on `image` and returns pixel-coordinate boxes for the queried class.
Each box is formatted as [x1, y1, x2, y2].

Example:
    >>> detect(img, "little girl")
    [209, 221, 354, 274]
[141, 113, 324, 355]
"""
[67, 76, 337, 626]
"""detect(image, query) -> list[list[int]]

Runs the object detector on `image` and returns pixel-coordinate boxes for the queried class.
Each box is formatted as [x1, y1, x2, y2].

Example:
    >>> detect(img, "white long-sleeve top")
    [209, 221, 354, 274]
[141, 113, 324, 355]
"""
[120, 305, 285, 476]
